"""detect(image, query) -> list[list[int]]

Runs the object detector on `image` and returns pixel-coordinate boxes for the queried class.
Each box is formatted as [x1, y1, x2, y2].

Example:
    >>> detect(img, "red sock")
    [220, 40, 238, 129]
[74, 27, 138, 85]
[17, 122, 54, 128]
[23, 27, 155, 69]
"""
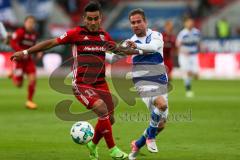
[92, 119, 103, 145]
[28, 81, 36, 101]
[92, 116, 115, 148]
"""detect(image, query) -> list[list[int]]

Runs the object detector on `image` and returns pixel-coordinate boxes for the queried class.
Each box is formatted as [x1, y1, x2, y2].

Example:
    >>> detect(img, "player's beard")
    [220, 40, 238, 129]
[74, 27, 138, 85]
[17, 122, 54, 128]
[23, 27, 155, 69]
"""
[134, 29, 146, 37]
[89, 24, 99, 32]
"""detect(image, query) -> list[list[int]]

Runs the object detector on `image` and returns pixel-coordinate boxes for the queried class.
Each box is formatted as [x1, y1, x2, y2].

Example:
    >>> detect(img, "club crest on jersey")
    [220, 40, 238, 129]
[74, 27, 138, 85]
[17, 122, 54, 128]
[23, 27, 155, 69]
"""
[12, 32, 17, 39]
[60, 32, 67, 40]
[100, 34, 105, 41]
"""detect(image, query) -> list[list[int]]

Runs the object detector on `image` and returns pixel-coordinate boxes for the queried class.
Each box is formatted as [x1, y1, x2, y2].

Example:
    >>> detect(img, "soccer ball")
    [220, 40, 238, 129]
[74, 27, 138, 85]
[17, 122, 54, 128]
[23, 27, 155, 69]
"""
[70, 121, 94, 145]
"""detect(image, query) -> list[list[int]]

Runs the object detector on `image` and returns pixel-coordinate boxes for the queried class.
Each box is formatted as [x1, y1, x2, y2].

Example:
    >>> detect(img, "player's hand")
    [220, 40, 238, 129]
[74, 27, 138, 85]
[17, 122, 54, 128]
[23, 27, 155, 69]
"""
[126, 41, 137, 49]
[10, 51, 24, 61]
[36, 52, 43, 60]
[105, 41, 117, 52]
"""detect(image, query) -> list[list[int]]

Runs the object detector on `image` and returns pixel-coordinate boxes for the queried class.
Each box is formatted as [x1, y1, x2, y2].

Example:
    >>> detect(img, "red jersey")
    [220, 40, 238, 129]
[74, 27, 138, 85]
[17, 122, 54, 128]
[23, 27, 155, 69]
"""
[57, 26, 114, 85]
[10, 28, 38, 51]
[162, 32, 176, 60]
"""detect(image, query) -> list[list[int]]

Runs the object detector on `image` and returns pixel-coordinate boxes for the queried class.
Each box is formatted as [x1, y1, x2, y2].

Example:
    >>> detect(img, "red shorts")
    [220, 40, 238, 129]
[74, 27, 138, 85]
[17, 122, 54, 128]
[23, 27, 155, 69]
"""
[12, 59, 36, 82]
[164, 59, 173, 75]
[73, 81, 115, 115]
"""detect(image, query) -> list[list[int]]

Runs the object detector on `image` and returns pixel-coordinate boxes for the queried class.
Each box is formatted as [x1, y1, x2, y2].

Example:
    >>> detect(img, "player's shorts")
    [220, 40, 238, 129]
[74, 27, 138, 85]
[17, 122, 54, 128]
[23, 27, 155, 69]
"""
[72, 81, 115, 115]
[136, 85, 169, 120]
[178, 53, 198, 73]
[164, 59, 173, 75]
[12, 59, 36, 83]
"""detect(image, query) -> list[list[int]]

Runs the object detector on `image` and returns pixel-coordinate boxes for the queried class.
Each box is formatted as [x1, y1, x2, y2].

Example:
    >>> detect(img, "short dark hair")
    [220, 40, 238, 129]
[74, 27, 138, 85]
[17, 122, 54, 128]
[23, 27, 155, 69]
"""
[84, 1, 102, 13]
[24, 15, 36, 22]
[128, 8, 146, 21]
[183, 16, 193, 23]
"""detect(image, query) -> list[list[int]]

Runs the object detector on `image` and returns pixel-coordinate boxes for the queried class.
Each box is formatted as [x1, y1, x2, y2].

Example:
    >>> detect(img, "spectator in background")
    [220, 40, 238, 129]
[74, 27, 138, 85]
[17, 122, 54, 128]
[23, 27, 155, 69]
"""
[183, 0, 196, 19]
[22, 0, 53, 38]
[236, 25, 240, 37]
[56, 0, 88, 26]
[56, 0, 78, 14]
[216, 17, 231, 39]
[0, 0, 17, 29]
[196, 0, 211, 17]
[209, 0, 225, 9]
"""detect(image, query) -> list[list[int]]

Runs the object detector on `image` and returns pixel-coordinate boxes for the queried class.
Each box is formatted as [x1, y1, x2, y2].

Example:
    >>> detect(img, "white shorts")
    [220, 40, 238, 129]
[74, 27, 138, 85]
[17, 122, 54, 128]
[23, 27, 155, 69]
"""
[137, 85, 169, 120]
[178, 53, 198, 73]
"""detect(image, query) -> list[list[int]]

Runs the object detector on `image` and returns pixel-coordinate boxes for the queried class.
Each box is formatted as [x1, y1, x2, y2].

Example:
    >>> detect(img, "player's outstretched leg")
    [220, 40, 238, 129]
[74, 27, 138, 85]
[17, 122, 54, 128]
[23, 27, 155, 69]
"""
[184, 73, 194, 98]
[86, 141, 99, 160]
[109, 146, 128, 160]
[128, 139, 141, 160]
[89, 99, 127, 160]
[26, 73, 37, 109]
[146, 96, 167, 153]
[129, 119, 166, 159]
[145, 107, 162, 153]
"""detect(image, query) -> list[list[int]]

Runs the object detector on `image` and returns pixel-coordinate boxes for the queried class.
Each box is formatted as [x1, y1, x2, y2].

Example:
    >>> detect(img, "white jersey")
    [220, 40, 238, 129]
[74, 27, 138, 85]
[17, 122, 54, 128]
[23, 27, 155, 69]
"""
[129, 28, 166, 79]
[128, 28, 168, 98]
[130, 29, 164, 65]
[127, 28, 168, 116]
[177, 27, 201, 54]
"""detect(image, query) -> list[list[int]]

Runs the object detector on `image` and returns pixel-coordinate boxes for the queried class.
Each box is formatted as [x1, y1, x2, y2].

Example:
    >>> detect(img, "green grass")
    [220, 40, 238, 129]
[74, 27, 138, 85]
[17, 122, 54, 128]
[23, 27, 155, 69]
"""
[0, 78, 240, 160]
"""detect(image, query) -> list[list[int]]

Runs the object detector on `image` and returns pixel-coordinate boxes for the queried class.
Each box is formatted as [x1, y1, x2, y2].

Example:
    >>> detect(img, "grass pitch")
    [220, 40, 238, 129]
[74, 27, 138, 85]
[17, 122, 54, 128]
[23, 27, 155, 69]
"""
[0, 78, 240, 160]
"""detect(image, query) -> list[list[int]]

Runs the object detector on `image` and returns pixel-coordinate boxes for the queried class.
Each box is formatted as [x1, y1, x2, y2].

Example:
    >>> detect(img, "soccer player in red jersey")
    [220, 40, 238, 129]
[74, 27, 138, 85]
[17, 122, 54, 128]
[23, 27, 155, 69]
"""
[11, 2, 128, 160]
[162, 20, 176, 81]
[10, 16, 42, 109]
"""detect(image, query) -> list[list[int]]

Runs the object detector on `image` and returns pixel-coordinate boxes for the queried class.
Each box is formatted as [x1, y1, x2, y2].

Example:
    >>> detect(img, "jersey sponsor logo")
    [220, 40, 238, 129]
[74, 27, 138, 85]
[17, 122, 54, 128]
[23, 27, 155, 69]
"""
[22, 40, 34, 46]
[83, 46, 106, 51]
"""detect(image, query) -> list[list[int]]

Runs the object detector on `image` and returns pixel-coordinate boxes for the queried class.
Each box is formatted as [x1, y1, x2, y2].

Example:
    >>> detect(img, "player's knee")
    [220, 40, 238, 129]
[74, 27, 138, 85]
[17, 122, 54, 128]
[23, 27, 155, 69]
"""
[157, 119, 166, 132]
[93, 99, 108, 117]
[154, 97, 167, 111]
[160, 104, 168, 112]
[29, 79, 36, 86]
[157, 126, 165, 133]
[158, 119, 166, 128]
[28, 75, 36, 83]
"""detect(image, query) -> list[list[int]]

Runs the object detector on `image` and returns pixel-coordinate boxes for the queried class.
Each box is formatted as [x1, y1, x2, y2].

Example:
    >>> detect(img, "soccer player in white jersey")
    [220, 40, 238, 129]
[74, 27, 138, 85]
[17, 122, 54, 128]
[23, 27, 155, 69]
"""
[112, 8, 169, 160]
[176, 17, 201, 97]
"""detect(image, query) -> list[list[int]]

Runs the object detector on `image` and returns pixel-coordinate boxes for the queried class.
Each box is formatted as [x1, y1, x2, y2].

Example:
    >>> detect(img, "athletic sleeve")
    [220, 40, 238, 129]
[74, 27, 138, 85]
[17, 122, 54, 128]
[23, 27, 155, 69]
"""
[136, 32, 164, 52]
[56, 28, 78, 44]
[105, 52, 125, 64]
[10, 29, 24, 51]
[176, 31, 183, 46]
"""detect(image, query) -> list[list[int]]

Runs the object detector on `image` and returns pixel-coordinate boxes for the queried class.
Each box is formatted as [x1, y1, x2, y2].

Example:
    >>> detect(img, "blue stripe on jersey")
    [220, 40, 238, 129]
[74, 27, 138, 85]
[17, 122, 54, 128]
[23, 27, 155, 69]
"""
[133, 74, 168, 85]
[135, 40, 142, 44]
[193, 33, 200, 36]
[133, 52, 163, 65]
[146, 34, 152, 44]
[182, 42, 199, 46]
